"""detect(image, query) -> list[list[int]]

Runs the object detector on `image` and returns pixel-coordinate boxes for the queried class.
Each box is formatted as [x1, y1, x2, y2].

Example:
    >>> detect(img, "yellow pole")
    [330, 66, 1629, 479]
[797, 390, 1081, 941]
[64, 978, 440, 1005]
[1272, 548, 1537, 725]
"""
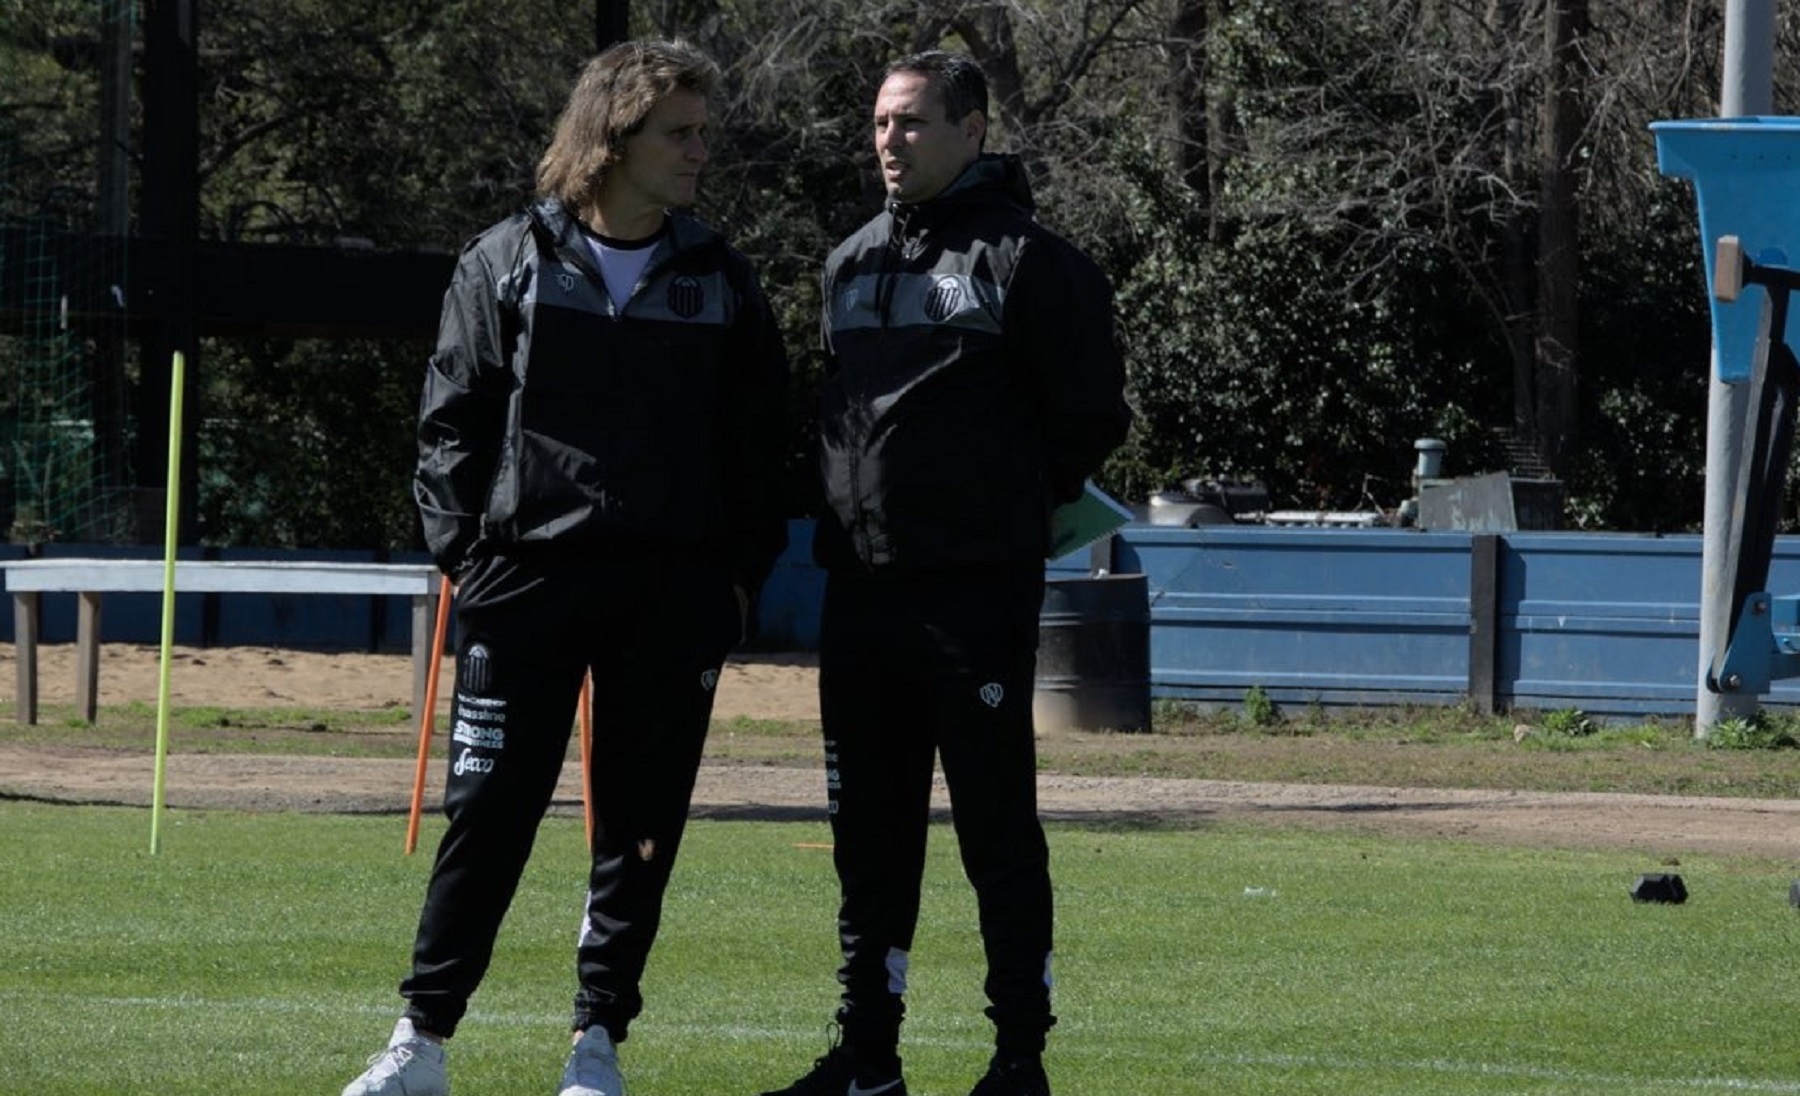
[150, 351, 185, 855]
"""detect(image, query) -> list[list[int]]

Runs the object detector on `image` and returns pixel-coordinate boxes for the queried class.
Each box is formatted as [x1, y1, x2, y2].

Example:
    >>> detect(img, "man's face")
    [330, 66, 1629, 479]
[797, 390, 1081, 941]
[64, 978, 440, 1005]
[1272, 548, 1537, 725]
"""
[609, 88, 710, 215]
[873, 71, 983, 203]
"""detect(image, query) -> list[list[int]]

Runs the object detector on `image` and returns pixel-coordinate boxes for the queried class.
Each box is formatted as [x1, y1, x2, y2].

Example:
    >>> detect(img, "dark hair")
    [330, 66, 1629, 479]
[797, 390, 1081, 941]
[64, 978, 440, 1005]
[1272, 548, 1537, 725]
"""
[536, 39, 720, 211]
[883, 50, 988, 126]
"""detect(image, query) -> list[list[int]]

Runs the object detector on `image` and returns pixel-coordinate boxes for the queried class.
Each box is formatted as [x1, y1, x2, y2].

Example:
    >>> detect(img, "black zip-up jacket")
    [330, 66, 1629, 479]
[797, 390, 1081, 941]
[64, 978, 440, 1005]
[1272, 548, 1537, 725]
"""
[415, 197, 789, 592]
[815, 154, 1132, 572]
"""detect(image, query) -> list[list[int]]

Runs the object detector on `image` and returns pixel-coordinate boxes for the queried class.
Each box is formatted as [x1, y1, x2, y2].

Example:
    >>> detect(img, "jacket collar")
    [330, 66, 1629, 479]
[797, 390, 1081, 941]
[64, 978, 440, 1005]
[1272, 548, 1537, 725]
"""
[885, 153, 1036, 220]
[528, 197, 721, 259]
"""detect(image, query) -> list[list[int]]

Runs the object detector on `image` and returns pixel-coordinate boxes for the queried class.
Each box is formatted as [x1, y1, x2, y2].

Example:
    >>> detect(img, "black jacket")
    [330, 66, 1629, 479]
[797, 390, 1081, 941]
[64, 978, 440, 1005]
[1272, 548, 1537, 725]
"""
[815, 154, 1131, 571]
[415, 198, 789, 592]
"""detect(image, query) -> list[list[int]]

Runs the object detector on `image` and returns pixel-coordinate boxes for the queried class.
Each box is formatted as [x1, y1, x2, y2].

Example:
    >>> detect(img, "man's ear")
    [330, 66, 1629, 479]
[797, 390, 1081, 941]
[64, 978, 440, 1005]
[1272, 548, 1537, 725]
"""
[964, 109, 988, 149]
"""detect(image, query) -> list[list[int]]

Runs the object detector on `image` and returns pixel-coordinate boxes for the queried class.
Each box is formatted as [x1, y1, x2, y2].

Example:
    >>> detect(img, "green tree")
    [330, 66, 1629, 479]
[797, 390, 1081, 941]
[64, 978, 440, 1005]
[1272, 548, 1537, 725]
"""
[7, 0, 1800, 545]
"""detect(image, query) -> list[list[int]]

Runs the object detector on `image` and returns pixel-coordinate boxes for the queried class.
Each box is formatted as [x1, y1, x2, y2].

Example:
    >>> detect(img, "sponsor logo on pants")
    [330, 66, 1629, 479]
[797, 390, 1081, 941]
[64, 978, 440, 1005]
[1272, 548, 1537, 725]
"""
[453, 747, 495, 777]
[451, 688, 505, 780]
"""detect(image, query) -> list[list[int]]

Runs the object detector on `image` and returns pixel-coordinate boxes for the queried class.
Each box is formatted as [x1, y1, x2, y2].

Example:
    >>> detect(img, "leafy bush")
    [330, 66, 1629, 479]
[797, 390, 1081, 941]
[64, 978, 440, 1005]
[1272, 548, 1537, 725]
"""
[1243, 685, 1282, 727]
[1705, 716, 1800, 751]
[1542, 707, 1597, 738]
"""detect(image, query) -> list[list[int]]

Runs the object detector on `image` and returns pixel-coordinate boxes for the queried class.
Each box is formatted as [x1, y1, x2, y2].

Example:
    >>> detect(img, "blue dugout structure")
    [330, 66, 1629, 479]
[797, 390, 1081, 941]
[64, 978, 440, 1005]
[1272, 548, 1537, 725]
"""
[8, 520, 1797, 721]
[1653, 117, 1800, 707]
[1114, 525, 1800, 720]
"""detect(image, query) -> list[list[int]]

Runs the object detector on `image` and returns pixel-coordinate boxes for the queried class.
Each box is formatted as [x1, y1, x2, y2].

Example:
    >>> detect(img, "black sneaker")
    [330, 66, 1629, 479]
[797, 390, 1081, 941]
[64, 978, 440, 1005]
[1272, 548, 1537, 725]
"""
[759, 1046, 907, 1096]
[968, 1054, 1050, 1096]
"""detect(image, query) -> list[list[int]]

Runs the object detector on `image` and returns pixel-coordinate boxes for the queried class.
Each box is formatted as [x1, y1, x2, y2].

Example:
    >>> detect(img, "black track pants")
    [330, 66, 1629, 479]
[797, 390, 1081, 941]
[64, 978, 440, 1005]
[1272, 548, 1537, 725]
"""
[818, 561, 1056, 1058]
[399, 548, 739, 1040]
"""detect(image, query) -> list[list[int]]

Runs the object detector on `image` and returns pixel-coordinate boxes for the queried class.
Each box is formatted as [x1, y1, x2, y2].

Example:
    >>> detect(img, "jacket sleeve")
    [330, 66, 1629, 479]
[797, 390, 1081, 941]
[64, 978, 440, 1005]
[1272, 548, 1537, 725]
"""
[414, 236, 513, 578]
[719, 256, 792, 596]
[1008, 233, 1134, 505]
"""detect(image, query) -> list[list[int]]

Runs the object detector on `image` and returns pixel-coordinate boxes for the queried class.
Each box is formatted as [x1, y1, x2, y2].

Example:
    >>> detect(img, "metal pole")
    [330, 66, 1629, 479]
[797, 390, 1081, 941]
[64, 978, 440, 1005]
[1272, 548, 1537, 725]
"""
[596, 0, 629, 52]
[140, 0, 200, 545]
[1721, 1, 1775, 118]
[1697, 0, 1775, 734]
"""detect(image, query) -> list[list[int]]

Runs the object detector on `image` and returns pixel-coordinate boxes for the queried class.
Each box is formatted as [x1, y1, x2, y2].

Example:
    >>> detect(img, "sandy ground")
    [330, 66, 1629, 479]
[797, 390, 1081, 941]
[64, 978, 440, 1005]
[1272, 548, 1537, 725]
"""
[1, 643, 824, 721]
[5, 643, 1800, 859]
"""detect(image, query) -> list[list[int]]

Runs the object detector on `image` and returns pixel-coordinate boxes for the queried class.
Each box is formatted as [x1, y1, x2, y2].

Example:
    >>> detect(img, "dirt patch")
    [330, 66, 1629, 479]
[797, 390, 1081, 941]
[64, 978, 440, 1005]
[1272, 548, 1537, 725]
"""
[0, 643, 824, 721]
[4, 644, 1800, 859]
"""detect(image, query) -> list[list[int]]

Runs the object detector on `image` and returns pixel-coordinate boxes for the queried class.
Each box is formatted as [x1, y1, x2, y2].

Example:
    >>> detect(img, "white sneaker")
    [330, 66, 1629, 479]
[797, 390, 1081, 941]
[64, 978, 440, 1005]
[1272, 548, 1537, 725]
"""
[558, 1025, 627, 1096]
[342, 1017, 450, 1096]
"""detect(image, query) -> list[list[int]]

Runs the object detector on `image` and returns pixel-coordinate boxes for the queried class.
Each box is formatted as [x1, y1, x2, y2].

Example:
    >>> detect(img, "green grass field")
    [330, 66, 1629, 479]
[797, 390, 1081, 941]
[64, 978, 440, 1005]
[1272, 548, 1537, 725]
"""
[8, 800, 1800, 1094]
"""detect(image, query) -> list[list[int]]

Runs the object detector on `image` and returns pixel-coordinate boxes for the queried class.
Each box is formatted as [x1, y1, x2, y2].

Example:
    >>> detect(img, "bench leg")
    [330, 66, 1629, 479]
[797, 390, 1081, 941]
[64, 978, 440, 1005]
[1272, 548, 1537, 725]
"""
[411, 592, 432, 719]
[14, 592, 38, 725]
[76, 592, 102, 723]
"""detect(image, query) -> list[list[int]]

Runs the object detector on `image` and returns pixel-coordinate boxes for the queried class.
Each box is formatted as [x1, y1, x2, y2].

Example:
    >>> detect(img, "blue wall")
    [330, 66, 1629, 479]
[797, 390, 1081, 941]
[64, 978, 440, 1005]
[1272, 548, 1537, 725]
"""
[1124, 527, 1474, 709]
[1496, 534, 1715, 717]
[1120, 525, 1800, 719]
[7, 522, 1796, 719]
[755, 520, 827, 650]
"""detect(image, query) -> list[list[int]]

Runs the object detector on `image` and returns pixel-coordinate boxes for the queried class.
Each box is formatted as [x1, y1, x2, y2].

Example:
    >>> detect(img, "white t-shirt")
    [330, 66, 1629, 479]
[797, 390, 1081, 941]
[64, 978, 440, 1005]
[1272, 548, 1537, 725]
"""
[583, 224, 663, 310]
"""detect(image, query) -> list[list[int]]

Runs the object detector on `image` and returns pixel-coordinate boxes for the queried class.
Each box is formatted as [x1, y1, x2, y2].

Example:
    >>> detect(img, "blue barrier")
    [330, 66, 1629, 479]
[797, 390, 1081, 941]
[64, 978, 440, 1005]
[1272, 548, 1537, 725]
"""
[1498, 534, 1702, 716]
[753, 519, 826, 651]
[13, 523, 1800, 720]
[734, 521, 1800, 718]
[1130, 525, 1800, 719]
[1127, 527, 1475, 709]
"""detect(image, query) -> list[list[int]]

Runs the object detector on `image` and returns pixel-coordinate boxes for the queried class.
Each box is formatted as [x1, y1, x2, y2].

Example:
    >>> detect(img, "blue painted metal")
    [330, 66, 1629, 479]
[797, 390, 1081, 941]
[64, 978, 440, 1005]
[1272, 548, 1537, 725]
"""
[1716, 592, 1800, 696]
[1497, 534, 1702, 715]
[1652, 116, 1800, 383]
[1127, 526, 1800, 718]
[755, 518, 1106, 650]
[1129, 526, 1474, 709]
[1653, 117, 1800, 704]
[750, 519, 826, 651]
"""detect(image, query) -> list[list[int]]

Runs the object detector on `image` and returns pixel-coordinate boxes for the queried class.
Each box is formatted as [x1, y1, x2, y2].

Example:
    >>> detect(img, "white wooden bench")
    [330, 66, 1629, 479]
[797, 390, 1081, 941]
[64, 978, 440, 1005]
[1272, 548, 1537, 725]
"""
[4, 559, 443, 724]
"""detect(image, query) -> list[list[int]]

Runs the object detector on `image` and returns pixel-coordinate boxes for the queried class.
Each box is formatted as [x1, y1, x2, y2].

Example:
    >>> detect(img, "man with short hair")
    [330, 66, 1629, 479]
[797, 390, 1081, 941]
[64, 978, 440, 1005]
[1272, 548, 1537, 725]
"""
[762, 49, 1131, 1096]
[342, 38, 788, 1096]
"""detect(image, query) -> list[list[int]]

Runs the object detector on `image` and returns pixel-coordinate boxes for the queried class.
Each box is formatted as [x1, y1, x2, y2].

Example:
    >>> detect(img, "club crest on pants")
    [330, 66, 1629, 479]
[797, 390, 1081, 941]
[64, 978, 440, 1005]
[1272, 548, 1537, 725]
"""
[979, 682, 1005, 708]
[460, 642, 492, 695]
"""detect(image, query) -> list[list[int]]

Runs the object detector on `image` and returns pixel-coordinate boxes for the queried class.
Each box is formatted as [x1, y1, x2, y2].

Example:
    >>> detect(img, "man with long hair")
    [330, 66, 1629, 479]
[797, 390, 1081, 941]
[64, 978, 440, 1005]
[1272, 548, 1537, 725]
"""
[342, 38, 788, 1096]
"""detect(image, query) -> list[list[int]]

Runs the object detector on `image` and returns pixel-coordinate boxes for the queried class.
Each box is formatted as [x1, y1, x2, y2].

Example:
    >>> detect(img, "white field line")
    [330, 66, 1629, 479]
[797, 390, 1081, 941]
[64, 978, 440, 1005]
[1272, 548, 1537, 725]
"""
[7, 986, 1792, 1087]
[7, 991, 1799, 1092]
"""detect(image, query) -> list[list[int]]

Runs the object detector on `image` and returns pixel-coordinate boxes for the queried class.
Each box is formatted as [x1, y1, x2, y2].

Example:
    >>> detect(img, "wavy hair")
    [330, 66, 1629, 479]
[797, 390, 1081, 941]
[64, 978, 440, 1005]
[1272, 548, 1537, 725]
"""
[535, 39, 721, 213]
